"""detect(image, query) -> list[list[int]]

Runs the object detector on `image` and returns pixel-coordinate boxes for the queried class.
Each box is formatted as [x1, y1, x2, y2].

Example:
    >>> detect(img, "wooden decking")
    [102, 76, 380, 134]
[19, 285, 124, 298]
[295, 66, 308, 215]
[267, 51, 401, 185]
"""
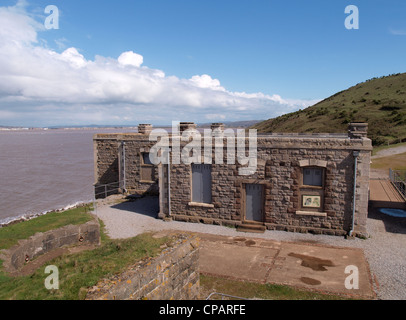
[369, 179, 406, 209]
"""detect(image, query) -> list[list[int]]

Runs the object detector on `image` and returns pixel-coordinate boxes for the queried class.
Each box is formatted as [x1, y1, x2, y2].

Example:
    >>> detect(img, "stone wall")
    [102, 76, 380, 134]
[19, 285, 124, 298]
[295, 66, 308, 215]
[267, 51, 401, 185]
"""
[86, 234, 200, 300]
[0, 219, 100, 273]
[168, 135, 371, 236]
[93, 123, 372, 237]
[93, 137, 120, 185]
[93, 133, 159, 197]
[121, 138, 159, 194]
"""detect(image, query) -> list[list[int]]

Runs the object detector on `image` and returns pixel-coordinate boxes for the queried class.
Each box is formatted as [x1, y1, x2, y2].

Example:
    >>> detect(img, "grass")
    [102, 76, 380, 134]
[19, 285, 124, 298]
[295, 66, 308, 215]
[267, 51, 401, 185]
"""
[0, 233, 170, 300]
[0, 204, 171, 300]
[200, 274, 352, 300]
[0, 204, 365, 301]
[252, 72, 406, 146]
[0, 205, 94, 251]
[371, 152, 406, 171]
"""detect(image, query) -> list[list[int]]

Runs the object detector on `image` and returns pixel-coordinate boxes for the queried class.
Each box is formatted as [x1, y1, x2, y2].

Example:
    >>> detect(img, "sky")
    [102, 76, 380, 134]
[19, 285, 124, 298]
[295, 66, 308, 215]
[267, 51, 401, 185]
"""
[0, 0, 406, 127]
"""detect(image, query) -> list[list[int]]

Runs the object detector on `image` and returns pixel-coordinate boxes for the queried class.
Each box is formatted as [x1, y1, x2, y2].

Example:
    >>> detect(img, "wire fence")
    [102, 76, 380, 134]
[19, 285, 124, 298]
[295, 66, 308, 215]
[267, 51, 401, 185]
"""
[389, 169, 406, 201]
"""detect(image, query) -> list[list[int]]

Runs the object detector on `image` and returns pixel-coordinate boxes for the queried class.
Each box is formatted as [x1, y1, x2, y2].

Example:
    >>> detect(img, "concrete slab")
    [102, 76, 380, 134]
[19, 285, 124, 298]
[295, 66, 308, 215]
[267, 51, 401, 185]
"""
[198, 233, 375, 299]
[200, 240, 279, 283]
[267, 242, 372, 298]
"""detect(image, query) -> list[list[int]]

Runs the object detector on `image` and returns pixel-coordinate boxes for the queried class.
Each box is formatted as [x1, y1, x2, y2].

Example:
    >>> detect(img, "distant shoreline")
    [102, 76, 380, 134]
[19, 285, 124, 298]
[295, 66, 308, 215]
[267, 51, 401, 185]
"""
[0, 126, 139, 131]
[0, 200, 94, 229]
[0, 120, 263, 131]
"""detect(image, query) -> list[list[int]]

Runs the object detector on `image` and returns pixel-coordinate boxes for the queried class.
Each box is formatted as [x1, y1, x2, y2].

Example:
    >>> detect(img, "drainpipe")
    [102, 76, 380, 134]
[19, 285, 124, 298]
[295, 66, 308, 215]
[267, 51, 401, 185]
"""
[121, 141, 127, 193]
[167, 148, 171, 217]
[349, 150, 360, 237]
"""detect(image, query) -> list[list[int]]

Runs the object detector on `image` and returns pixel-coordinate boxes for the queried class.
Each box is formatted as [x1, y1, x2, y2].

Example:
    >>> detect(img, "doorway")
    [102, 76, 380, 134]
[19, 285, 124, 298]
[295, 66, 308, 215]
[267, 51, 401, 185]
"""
[245, 184, 264, 222]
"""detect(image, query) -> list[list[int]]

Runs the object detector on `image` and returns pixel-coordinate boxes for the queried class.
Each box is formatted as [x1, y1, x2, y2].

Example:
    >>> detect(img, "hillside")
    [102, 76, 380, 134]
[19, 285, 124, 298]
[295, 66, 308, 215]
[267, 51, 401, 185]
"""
[198, 120, 262, 128]
[253, 73, 406, 145]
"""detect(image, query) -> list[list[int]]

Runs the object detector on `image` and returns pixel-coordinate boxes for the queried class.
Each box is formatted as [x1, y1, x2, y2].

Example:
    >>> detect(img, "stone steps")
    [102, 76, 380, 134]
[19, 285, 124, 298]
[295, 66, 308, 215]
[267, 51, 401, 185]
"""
[237, 221, 266, 233]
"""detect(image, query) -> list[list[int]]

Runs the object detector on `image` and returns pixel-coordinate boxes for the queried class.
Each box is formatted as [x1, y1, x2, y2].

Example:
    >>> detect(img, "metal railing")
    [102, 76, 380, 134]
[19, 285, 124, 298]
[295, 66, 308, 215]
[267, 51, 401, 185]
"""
[389, 169, 406, 200]
[94, 179, 130, 199]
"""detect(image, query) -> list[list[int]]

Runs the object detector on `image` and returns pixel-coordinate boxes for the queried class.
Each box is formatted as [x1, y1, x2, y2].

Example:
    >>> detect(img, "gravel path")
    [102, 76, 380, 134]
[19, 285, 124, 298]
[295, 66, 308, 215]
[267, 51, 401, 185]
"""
[94, 196, 406, 300]
[372, 145, 406, 159]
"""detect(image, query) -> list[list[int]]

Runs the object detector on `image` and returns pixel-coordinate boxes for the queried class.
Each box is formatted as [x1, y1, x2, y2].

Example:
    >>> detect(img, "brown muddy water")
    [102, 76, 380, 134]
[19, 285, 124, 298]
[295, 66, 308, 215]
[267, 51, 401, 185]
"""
[0, 128, 138, 225]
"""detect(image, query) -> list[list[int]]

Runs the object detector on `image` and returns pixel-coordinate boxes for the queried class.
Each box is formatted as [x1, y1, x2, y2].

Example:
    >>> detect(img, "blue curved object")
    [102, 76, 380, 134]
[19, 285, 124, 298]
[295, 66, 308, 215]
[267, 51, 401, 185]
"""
[379, 208, 406, 218]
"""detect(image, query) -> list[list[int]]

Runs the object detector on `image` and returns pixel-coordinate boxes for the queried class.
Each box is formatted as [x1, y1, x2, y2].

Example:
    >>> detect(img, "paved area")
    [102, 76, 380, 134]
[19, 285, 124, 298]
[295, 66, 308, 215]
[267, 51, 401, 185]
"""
[94, 196, 377, 299]
[93, 193, 406, 299]
[198, 233, 374, 299]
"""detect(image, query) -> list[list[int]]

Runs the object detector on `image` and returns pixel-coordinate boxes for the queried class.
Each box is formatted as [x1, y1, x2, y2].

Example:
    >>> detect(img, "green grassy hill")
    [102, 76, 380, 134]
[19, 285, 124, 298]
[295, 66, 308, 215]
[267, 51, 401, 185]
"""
[253, 73, 406, 145]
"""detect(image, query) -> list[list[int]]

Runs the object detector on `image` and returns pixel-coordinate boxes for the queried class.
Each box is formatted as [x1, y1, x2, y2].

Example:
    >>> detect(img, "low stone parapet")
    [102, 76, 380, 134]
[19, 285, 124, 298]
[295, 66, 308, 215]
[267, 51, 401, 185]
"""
[0, 219, 100, 274]
[86, 233, 200, 300]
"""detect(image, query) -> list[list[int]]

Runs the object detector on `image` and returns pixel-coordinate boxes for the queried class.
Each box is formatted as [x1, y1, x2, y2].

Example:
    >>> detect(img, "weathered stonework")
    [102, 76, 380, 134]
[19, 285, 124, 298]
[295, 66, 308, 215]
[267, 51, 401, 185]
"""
[94, 123, 372, 237]
[93, 134, 159, 197]
[86, 233, 200, 300]
[0, 218, 100, 274]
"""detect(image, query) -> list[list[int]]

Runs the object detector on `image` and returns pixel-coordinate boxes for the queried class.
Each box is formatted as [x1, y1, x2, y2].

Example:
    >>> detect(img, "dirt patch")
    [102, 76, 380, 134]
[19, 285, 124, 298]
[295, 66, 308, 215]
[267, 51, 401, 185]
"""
[300, 277, 322, 286]
[245, 240, 256, 246]
[295, 239, 320, 245]
[288, 253, 335, 271]
[234, 237, 246, 242]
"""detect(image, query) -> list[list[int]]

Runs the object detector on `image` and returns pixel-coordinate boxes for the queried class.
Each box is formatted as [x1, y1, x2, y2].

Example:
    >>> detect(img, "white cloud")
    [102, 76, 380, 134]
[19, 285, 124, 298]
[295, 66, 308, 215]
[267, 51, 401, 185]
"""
[190, 74, 225, 91]
[118, 51, 144, 67]
[59, 47, 87, 68]
[0, 2, 317, 126]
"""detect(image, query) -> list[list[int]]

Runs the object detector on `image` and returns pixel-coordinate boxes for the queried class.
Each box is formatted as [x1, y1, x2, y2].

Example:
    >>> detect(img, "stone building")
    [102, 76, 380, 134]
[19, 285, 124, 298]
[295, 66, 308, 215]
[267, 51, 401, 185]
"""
[93, 122, 371, 237]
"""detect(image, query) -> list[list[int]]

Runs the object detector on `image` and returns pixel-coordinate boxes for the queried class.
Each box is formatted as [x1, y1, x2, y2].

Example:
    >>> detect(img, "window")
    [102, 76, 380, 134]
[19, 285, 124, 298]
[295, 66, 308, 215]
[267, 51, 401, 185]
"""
[191, 164, 212, 204]
[303, 168, 323, 187]
[142, 153, 153, 165]
[141, 152, 155, 182]
[298, 166, 325, 213]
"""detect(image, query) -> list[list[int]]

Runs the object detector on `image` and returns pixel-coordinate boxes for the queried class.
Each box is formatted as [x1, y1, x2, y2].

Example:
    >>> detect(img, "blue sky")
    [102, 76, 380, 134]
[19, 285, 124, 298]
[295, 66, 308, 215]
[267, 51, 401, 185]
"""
[0, 0, 406, 127]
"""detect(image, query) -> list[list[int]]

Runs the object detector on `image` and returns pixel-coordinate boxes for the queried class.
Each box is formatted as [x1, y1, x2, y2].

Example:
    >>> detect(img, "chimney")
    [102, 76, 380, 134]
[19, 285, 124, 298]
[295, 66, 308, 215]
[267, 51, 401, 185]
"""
[138, 124, 153, 135]
[211, 123, 225, 137]
[348, 123, 368, 139]
[179, 122, 197, 133]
